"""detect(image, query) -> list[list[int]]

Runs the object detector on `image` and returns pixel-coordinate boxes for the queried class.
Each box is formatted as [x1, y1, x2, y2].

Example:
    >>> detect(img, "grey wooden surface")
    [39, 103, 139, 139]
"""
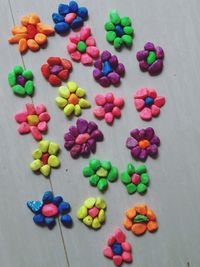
[0, 0, 200, 266]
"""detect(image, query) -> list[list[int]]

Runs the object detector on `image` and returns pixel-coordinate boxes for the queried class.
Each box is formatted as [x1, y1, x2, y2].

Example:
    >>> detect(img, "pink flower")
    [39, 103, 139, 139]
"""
[67, 26, 100, 65]
[103, 228, 132, 266]
[134, 88, 166, 121]
[15, 103, 50, 141]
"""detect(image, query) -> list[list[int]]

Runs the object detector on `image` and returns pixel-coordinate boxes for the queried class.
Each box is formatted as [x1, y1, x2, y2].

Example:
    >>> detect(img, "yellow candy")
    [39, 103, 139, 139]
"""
[84, 197, 96, 209]
[48, 155, 60, 167]
[32, 148, 42, 159]
[67, 81, 78, 92]
[27, 115, 39, 126]
[74, 104, 81, 116]
[30, 159, 42, 171]
[77, 205, 88, 219]
[83, 215, 93, 226]
[48, 142, 59, 155]
[38, 140, 49, 153]
[92, 218, 101, 229]
[58, 86, 70, 99]
[40, 164, 51, 176]
[76, 87, 86, 97]
[79, 98, 91, 108]
[55, 96, 67, 108]
[98, 209, 105, 223]
[64, 104, 74, 116]
[95, 197, 106, 209]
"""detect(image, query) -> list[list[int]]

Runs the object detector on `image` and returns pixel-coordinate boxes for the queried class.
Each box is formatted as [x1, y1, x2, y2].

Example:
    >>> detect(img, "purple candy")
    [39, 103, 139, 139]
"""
[87, 121, 98, 134]
[70, 144, 81, 158]
[147, 144, 158, 156]
[136, 50, 149, 61]
[144, 42, 155, 51]
[145, 127, 155, 140]
[104, 103, 114, 113]
[138, 150, 148, 161]
[148, 59, 163, 75]
[16, 75, 26, 86]
[139, 60, 149, 72]
[94, 59, 102, 69]
[80, 143, 90, 157]
[138, 129, 146, 140]
[99, 76, 111, 87]
[64, 140, 75, 150]
[64, 133, 75, 141]
[115, 63, 125, 76]
[131, 146, 141, 158]
[69, 126, 79, 137]
[76, 118, 88, 134]
[109, 55, 118, 68]
[90, 129, 103, 141]
[126, 137, 138, 149]
[155, 46, 164, 59]
[101, 50, 111, 62]
[150, 135, 160, 146]
[130, 129, 140, 140]
[107, 72, 120, 85]
[93, 69, 103, 80]
[87, 138, 96, 153]
[49, 65, 63, 74]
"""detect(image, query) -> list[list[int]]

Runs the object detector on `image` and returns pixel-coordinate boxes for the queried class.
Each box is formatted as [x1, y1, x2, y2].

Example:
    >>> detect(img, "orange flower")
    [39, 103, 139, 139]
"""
[123, 203, 158, 236]
[8, 13, 55, 53]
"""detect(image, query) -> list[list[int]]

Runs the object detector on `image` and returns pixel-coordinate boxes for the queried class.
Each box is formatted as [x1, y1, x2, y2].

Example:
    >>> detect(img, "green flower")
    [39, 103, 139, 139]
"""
[83, 159, 118, 192]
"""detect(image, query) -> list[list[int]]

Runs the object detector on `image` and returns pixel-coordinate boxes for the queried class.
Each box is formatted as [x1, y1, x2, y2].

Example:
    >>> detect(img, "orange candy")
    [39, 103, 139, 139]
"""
[8, 33, 27, 44]
[131, 223, 147, 235]
[126, 207, 136, 219]
[27, 39, 40, 51]
[68, 94, 79, 105]
[34, 33, 47, 45]
[19, 38, 28, 53]
[36, 23, 55, 35]
[123, 217, 132, 230]
[138, 140, 150, 149]
[147, 221, 159, 232]
[135, 204, 147, 215]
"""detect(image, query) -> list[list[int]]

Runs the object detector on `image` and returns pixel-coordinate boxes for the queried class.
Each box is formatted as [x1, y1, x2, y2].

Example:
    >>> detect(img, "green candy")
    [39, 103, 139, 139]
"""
[101, 160, 111, 170]
[13, 65, 23, 75]
[105, 21, 115, 31]
[124, 26, 134, 35]
[106, 31, 116, 43]
[25, 80, 34, 95]
[127, 163, 135, 175]
[8, 72, 16, 87]
[137, 183, 147, 194]
[96, 167, 108, 177]
[23, 69, 33, 80]
[121, 171, 131, 184]
[147, 51, 156, 65]
[12, 84, 26, 95]
[122, 35, 132, 46]
[97, 178, 108, 191]
[89, 174, 100, 186]
[110, 10, 121, 24]
[136, 165, 147, 174]
[83, 166, 94, 177]
[133, 214, 149, 223]
[121, 16, 131, 27]
[141, 173, 149, 185]
[77, 41, 87, 53]
[89, 159, 101, 171]
[127, 183, 137, 194]
[107, 166, 118, 182]
[114, 37, 123, 48]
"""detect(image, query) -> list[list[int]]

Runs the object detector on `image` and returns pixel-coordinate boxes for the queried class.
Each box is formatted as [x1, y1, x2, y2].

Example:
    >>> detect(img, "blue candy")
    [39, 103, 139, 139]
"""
[27, 200, 43, 213]
[77, 7, 88, 19]
[53, 196, 63, 206]
[52, 13, 65, 23]
[58, 201, 71, 214]
[112, 242, 123, 255]
[69, 1, 78, 12]
[102, 61, 113, 76]
[55, 22, 70, 34]
[71, 16, 83, 29]
[115, 25, 124, 37]
[61, 214, 72, 227]
[58, 4, 70, 16]
[144, 96, 154, 106]
[42, 191, 54, 203]
[33, 214, 45, 225]
[44, 217, 56, 228]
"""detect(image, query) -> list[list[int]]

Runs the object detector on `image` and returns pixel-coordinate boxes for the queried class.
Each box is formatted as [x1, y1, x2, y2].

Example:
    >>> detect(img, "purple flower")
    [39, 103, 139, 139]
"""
[126, 127, 160, 161]
[64, 118, 104, 158]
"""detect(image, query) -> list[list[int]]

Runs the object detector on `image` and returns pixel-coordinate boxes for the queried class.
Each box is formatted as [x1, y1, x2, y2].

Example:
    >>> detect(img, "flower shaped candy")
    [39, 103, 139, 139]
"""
[55, 81, 91, 117]
[83, 159, 118, 192]
[105, 10, 134, 49]
[77, 197, 106, 229]
[103, 228, 132, 266]
[121, 163, 149, 194]
[41, 57, 72, 86]
[123, 204, 158, 236]
[8, 13, 55, 53]
[126, 127, 160, 161]
[64, 118, 104, 159]
[27, 191, 72, 229]
[93, 50, 125, 87]
[52, 1, 88, 34]
[93, 92, 124, 125]
[134, 88, 166, 121]
[15, 103, 50, 141]
[8, 65, 34, 96]
[30, 140, 60, 177]
[136, 42, 164, 75]
[67, 26, 99, 65]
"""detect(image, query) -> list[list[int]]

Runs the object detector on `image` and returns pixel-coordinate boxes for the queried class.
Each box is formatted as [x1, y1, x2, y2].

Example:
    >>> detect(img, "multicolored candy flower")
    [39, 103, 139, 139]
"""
[93, 50, 125, 87]
[136, 42, 164, 75]
[123, 204, 158, 236]
[103, 228, 132, 266]
[52, 1, 88, 34]
[67, 26, 99, 65]
[134, 88, 166, 121]
[105, 10, 134, 49]
[27, 191, 72, 229]
[83, 159, 118, 192]
[77, 197, 106, 229]
[30, 140, 60, 177]
[8, 65, 34, 96]
[126, 127, 160, 161]
[64, 118, 104, 159]
[15, 103, 50, 141]
[55, 81, 91, 117]
[8, 13, 55, 53]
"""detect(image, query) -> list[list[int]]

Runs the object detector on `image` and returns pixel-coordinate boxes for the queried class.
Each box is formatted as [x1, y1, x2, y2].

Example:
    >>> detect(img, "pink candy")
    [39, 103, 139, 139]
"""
[65, 13, 76, 24]
[88, 206, 99, 218]
[41, 203, 58, 217]
[75, 133, 90, 145]
[131, 174, 140, 184]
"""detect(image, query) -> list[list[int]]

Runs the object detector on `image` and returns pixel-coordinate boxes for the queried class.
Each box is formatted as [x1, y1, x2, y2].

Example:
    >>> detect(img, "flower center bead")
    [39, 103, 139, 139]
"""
[16, 75, 26, 86]
[88, 206, 99, 218]
[115, 24, 124, 37]
[144, 96, 154, 107]
[147, 51, 156, 65]
[138, 139, 150, 149]
[27, 24, 38, 39]
[102, 60, 113, 76]
[27, 115, 39, 126]
[75, 133, 90, 145]
[41, 153, 49, 165]
[68, 93, 79, 105]
[112, 242, 123, 255]
[77, 41, 87, 53]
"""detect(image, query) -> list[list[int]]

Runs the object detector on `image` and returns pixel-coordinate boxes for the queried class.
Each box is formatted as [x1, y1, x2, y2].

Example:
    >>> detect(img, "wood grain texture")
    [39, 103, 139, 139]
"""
[1, 0, 200, 266]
